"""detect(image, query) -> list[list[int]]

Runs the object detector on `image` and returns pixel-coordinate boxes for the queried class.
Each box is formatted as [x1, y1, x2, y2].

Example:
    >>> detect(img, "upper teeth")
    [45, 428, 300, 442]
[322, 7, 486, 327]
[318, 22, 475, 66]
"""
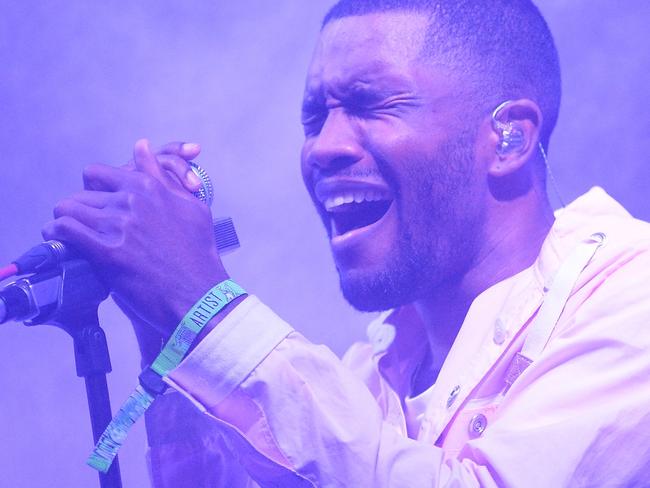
[323, 190, 387, 211]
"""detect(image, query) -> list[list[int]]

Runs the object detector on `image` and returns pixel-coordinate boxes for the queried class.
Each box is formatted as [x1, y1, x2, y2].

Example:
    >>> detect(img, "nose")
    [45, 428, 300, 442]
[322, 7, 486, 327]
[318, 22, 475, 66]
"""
[304, 109, 364, 174]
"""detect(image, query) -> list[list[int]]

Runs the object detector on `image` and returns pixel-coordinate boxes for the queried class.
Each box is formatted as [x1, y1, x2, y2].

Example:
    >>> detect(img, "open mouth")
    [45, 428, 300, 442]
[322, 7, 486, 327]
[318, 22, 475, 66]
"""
[316, 184, 394, 238]
[328, 199, 392, 236]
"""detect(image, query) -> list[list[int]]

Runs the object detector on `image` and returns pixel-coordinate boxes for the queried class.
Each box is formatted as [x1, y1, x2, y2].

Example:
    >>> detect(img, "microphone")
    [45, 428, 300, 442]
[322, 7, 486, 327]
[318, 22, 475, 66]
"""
[0, 267, 65, 325]
[7, 162, 237, 276]
[9, 216, 239, 277]
[0, 162, 240, 324]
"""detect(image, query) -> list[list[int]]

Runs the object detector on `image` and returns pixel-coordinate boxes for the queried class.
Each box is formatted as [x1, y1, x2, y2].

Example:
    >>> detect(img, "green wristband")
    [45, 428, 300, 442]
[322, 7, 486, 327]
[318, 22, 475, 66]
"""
[151, 280, 246, 376]
[87, 279, 247, 474]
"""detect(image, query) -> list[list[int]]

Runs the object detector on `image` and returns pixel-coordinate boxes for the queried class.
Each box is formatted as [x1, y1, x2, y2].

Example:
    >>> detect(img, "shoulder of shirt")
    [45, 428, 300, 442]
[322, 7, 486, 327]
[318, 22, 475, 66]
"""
[341, 188, 650, 369]
[552, 187, 650, 269]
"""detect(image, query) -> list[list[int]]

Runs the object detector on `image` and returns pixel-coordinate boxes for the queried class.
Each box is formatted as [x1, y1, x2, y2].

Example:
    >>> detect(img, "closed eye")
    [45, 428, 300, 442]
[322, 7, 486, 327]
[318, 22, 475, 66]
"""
[345, 100, 417, 120]
[301, 95, 421, 136]
[369, 96, 420, 112]
[301, 110, 327, 136]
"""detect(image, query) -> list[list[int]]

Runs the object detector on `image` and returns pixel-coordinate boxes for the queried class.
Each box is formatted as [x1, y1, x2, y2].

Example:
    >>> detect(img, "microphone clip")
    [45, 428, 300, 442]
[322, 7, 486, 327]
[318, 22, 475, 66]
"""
[0, 259, 108, 332]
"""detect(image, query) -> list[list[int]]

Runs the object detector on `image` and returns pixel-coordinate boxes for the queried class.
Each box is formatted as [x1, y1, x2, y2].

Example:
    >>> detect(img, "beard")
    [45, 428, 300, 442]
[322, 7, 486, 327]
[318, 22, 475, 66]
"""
[339, 129, 482, 312]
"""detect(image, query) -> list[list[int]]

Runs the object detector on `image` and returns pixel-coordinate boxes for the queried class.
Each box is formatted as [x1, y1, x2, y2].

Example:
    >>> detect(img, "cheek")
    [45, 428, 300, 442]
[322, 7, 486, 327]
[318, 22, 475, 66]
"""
[300, 141, 313, 188]
[364, 117, 442, 165]
[364, 125, 438, 198]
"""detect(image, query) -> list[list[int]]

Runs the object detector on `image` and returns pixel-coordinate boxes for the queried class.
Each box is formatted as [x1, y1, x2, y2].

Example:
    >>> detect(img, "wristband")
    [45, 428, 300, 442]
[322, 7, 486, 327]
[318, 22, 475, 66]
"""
[87, 279, 246, 473]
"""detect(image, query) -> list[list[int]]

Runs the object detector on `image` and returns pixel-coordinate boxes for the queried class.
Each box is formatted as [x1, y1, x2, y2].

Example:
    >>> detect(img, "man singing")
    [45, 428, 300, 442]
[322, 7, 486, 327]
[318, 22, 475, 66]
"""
[45, 0, 650, 486]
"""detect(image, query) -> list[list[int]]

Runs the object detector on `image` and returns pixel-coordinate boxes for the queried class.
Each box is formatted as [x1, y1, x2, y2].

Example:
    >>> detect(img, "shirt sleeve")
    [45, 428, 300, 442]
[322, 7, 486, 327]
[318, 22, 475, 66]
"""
[161, 296, 481, 487]
[156, 248, 650, 487]
[145, 390, 257, 488]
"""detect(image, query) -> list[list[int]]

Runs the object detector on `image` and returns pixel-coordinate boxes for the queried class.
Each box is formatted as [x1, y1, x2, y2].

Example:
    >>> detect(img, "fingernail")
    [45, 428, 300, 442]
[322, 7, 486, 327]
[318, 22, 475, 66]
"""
[186, 169, 202, 187]
[182, 142, 201, 153]
[137, 138, 151, 151]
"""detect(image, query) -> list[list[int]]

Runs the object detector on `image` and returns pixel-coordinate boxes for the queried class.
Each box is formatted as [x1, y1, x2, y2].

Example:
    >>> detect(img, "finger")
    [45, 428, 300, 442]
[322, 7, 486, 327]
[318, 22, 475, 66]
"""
[83, 163, 139, 192]
[133, 138, 164, 179]
[121, 159, 136, 171]
[133, 139, 188, 195]
[118, 157, 193, 196]
[53, 197, 111, 228]
[156, 141, 201, 160]
[157, 154, 202, 191]
[65, 190, 122, 209]
[41, 216, 103, 256]
[120, 141, 200, 172]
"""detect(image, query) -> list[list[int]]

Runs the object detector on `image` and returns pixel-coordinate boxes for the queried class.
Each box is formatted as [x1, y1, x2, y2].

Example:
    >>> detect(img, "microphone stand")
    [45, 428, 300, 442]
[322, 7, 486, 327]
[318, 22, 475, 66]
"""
[25, 260, 122, 488]
[1, 217, 240, 487]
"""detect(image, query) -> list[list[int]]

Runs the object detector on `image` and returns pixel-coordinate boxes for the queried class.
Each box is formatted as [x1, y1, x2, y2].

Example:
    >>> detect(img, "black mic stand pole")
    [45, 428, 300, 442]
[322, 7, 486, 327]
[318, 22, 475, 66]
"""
[26, 260, 122, 488]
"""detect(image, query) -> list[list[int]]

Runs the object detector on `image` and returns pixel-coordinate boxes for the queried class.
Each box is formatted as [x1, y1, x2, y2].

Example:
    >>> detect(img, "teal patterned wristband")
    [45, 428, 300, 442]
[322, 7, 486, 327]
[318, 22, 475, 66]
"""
[87, 279, 247, 473]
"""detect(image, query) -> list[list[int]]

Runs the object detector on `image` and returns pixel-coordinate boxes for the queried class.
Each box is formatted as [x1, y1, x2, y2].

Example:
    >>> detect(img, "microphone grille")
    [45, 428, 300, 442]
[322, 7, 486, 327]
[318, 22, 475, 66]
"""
[213, 217, 240, 254]
[189, 162, 214, 207]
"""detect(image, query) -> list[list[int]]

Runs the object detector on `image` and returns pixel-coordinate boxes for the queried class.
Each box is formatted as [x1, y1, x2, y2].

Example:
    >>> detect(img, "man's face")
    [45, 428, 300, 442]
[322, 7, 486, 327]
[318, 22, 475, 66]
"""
[301, 12, 485, 311]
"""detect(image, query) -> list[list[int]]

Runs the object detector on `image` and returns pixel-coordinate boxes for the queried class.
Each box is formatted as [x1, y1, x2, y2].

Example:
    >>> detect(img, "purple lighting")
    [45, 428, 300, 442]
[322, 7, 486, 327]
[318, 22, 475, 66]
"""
[0, 1, 648, 486]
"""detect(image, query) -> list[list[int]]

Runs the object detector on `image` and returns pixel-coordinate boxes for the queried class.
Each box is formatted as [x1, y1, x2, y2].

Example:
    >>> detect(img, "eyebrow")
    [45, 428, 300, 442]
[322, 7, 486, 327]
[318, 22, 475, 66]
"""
[302, 77, 412, 112]
[343, 81, 390, 104]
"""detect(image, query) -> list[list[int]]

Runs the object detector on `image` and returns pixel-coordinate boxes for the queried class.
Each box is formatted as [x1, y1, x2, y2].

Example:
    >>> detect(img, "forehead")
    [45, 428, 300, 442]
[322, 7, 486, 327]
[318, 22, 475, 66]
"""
[306, 12, 430, 94]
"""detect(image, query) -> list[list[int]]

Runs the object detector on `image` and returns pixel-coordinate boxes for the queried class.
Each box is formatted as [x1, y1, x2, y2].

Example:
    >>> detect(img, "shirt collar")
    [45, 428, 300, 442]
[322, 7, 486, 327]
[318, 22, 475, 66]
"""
[367, 187, 627, 382]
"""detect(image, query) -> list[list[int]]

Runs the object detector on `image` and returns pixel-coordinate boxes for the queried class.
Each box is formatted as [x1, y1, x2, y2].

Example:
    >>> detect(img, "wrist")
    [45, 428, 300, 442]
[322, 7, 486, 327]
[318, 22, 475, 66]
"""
[131, 317, 166, 368]
[148, 279, 247, 376]
[139, 279, 246, 367]
[160, 266, 230, 335]
[187, 293, 248, 354]
[87, 279, 247, 473]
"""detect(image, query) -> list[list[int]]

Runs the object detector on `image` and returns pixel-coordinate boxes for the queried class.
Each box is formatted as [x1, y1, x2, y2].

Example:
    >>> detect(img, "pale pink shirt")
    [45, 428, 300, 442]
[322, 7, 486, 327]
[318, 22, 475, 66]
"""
[156, 188, 650, 487]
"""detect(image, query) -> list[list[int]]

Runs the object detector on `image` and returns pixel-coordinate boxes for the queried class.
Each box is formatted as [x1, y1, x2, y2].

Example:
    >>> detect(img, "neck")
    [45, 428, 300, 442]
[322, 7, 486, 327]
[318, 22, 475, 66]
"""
[414, 185, 554, 376]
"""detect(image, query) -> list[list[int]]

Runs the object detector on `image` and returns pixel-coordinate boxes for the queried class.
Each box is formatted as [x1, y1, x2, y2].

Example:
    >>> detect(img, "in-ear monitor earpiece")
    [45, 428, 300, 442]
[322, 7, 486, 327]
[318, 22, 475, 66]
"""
[491, 101, 525, 155]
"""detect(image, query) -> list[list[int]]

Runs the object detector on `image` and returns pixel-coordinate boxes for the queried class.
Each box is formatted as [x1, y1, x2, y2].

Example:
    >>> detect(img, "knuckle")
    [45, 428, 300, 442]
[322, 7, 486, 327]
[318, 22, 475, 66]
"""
[161, 153, 181, 165]
[82, 163, 100, 179]
[165, 154, 191, 174]
[115, 190, 132, 209]
[48, 215, 73, 236]
[122, 190, 145, 212]
[82, 163, 104, 189]
[41, 220, 55, 239]
[139, 173, 158, 193]
[122, 159, 136, 171]
[126, 191, 137, 209]
[104, 234, 127, 262]
[114, 213, 131, 232]
[158, 141, 184, 155]
[53, 197, 74, 218]
[57, 215, 75, 227]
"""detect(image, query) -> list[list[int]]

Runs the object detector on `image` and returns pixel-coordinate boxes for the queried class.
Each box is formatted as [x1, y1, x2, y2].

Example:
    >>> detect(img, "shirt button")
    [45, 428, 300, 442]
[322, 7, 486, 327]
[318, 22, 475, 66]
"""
[468, 414, 488, 438]
[493, 318, 507, 345]
[447, 385, 461, 408]
[370, 323, 396, 354]
[590, 232, 607, 245]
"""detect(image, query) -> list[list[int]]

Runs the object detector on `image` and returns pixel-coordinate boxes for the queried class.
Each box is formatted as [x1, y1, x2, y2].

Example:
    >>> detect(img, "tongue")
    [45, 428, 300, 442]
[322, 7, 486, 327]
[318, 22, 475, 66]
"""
[332, 200, 391, 236]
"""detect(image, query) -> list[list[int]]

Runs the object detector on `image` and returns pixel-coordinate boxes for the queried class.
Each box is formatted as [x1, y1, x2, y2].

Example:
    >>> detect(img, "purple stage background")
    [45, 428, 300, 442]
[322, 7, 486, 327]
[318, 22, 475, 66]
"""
[0, 1, 648, 487]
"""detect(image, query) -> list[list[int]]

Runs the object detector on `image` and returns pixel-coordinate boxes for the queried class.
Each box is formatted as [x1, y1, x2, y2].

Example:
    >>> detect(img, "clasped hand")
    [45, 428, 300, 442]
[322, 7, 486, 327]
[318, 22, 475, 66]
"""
[42, 139, 229, 341]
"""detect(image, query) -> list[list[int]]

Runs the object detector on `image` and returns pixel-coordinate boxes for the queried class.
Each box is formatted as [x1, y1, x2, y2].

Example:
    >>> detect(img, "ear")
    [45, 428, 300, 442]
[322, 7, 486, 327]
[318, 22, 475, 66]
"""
[485, 99, 543, 177]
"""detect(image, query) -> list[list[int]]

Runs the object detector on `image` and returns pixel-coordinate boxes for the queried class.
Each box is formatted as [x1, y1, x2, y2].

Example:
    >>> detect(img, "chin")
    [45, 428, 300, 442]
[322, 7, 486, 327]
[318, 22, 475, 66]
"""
[335, 227, 466, 312]
[337, 261, 422, 312]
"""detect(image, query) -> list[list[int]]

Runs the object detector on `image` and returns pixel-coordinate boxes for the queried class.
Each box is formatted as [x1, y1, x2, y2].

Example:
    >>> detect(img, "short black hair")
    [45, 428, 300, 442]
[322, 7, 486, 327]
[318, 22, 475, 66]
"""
[322, 0, 561, 148]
